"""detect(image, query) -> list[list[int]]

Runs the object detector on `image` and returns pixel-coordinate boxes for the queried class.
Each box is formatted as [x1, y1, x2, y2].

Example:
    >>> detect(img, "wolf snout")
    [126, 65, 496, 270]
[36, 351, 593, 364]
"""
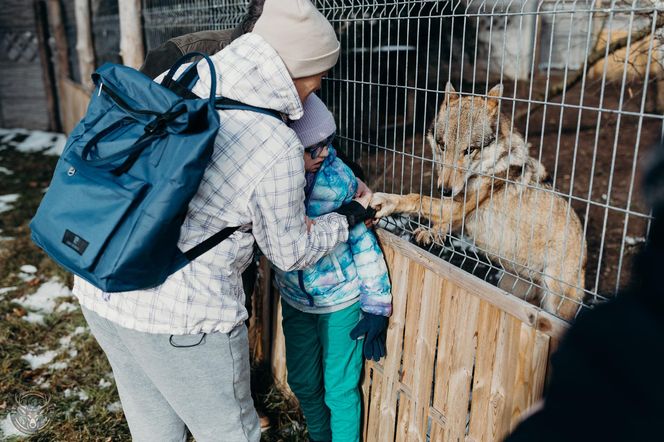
[441, 187, 454, 198]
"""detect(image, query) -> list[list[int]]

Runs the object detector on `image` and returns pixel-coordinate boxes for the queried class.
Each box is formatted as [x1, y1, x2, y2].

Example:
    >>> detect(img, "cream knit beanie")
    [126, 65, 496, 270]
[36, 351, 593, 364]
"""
[252, 0, 340, 78]
[289, 94, 336, 148]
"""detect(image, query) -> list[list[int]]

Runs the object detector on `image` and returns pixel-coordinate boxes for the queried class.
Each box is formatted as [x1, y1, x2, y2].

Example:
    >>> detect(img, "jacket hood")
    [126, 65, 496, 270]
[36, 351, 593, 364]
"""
[188, 33, 304, 121]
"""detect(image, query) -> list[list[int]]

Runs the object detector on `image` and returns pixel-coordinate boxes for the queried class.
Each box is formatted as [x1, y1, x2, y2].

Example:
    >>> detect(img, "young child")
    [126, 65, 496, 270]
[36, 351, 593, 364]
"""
[273, 94, 392, 442]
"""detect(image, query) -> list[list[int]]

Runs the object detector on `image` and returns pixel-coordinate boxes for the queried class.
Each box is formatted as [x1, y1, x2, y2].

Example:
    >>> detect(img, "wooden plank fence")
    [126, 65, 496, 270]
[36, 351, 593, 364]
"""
[262, 229, 568, 442]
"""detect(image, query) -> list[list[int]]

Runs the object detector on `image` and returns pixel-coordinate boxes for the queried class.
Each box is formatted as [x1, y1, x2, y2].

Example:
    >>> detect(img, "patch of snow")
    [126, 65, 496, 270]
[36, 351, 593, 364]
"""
[21, 350, 58, 370]
[625, 236, 646, 246]
[76, 390, 89, 401]
[73, 326, 87, 335]
[48, 361, 68, 371]
[18, 272, 36, 282]
[22, 312, 45, 325]
[0, 166, 13, 175]
[34, 376, 51, 389]
[106, 401, 122, 413]
[68, 349, 78, 358]
[0, 194, 19, 214]
[0, 286, 17, 296]
[13, 130, 66, 156]
[15, 279, 71, 315]
[20, 265, 37, 274]
[58, 335, 72, 347]
[55, 302, 78, 313]
[0, 414, 26, 439]
[63, 388, 72, 398]
[98, 378, 112, 389]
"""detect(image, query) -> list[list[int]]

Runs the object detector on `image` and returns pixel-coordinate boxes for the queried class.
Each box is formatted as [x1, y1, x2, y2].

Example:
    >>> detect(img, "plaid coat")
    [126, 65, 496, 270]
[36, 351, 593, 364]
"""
[73, 34, 349, 334]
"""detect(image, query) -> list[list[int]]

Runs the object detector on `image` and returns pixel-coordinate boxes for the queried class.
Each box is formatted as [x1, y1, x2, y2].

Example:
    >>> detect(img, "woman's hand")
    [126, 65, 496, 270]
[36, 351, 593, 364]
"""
[355, 178, 373, 200]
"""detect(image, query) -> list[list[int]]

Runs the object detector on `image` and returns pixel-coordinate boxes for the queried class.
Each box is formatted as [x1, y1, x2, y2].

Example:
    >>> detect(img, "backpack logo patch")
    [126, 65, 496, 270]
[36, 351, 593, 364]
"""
[62, 230, 89, 255]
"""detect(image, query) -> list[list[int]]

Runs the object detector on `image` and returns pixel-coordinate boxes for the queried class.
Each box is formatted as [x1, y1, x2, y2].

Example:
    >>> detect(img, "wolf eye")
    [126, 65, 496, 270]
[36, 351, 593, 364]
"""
[463, 145, 478, 156]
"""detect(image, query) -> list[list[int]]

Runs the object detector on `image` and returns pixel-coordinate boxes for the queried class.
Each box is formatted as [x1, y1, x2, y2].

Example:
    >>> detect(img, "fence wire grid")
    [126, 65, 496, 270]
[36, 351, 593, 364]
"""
[140, 0, 664, 321]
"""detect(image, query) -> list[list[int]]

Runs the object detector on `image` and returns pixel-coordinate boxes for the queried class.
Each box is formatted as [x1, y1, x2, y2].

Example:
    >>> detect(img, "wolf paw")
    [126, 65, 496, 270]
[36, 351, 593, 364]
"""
[371, 192, 400, 218]
[413, 227, 435, 245]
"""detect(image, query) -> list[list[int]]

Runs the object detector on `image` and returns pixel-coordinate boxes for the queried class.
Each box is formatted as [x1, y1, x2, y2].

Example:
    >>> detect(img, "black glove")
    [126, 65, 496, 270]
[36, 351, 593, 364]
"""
[350, 312, 388, 361]
[334, 201, 376, 227]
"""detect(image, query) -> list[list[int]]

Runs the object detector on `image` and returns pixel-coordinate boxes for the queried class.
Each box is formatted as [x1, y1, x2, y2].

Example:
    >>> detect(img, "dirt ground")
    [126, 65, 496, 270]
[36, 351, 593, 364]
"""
[335, 75, 662, 311]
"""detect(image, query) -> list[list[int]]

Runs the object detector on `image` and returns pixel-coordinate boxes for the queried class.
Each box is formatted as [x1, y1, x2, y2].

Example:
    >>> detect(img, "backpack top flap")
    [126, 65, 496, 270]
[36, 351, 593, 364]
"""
[30, 56, 221, 292]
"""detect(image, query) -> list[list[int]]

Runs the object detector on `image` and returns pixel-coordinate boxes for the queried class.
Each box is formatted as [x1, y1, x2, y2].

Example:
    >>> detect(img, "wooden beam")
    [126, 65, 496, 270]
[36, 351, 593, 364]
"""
[375, 229, 569, 339]
[74, 0, 95, 90]
[118, 0, 145, 69]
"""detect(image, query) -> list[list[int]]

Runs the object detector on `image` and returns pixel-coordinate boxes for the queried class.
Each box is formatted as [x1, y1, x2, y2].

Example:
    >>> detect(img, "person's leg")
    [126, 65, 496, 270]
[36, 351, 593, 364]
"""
[112, 321, 260, 442]
[80, 306, 188, 442]
[319, 302, 364, 442]
[281, 300, 331, 441]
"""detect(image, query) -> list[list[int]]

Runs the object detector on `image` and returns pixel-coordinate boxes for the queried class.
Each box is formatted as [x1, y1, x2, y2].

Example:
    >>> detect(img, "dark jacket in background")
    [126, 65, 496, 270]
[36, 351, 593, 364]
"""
[139, 29, 366, 181]
[139, 29, 237, 79]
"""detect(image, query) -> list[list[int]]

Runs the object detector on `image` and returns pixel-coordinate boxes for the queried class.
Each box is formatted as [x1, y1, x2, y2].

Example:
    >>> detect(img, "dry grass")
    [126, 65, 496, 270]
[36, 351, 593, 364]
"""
[0, 135, 306, 441]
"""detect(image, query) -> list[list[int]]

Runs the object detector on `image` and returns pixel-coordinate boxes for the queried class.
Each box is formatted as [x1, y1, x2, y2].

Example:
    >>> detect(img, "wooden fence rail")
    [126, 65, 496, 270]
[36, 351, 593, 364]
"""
[262, 229, 568, 442]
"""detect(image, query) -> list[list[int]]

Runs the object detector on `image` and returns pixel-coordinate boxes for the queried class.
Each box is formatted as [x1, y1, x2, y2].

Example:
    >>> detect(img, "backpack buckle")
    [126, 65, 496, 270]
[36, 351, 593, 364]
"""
[144, 116, 167, 135]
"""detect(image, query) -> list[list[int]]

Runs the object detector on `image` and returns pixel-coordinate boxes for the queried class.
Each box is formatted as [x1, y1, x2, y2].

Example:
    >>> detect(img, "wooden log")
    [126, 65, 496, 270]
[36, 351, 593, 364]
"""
[74, 0, 95, 90]
[118, 0, 145, 69]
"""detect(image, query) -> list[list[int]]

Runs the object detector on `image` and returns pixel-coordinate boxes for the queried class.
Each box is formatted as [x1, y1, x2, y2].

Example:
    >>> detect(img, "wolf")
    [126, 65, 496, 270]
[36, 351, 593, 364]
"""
[371, 83, 587, 321]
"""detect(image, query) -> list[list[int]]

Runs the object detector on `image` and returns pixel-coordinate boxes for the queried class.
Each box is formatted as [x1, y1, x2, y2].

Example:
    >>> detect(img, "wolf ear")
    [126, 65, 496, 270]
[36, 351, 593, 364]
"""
[487, 84, 503, 109]
[444, 81, 459, 101]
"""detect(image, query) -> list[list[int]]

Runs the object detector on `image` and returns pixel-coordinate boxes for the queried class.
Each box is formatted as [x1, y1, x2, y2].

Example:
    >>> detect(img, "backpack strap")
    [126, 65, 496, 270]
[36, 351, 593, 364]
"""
[183, 226, 243, 261]
[215, 97, 283, 121]
[162, 52, 284, 121]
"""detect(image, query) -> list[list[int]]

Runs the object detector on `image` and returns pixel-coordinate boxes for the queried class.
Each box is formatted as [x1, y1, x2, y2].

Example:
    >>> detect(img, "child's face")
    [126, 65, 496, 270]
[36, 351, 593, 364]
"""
[304, 144, 329, 173]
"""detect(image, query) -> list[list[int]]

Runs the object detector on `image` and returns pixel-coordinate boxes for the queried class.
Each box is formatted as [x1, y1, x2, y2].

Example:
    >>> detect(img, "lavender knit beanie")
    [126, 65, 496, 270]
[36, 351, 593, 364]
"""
[290, 94, 336, 148]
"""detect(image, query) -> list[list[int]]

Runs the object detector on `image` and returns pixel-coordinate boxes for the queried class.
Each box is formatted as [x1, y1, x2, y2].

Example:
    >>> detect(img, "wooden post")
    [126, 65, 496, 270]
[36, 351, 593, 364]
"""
[34, 0, 61, 132]
[74, 0, 95, 90]
[118, 0, 145, 69]
[47, 0, 70, 81]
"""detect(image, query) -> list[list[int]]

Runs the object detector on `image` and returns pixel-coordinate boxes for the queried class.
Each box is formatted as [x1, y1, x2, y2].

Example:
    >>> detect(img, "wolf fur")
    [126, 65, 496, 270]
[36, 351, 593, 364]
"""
[371, 83, 587, 320]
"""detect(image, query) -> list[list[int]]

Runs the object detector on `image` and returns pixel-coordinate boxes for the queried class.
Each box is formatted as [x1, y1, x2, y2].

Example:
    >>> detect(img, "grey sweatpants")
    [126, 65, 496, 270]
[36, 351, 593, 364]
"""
[81, 305, 260, 442]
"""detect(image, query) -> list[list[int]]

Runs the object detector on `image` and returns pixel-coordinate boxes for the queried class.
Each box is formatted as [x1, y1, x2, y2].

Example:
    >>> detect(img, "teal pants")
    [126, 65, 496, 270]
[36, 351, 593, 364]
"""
[281, 300, 364, 442]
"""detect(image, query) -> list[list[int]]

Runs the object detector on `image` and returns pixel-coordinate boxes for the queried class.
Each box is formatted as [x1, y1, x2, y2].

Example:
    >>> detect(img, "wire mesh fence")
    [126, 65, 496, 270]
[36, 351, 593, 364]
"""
[142, 0, 247, 50]
[138, 0, 663, 321]
[319, 0, 663, 321]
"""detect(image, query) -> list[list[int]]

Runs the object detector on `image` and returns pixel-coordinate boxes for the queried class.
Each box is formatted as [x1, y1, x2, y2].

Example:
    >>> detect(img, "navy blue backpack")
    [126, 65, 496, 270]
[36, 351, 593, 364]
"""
[30, 53, 281, 292]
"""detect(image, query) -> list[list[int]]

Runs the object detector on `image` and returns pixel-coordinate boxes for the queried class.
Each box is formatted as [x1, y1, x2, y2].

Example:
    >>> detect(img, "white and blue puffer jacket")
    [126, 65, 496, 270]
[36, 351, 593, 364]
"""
[274, 146, 392, 316]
